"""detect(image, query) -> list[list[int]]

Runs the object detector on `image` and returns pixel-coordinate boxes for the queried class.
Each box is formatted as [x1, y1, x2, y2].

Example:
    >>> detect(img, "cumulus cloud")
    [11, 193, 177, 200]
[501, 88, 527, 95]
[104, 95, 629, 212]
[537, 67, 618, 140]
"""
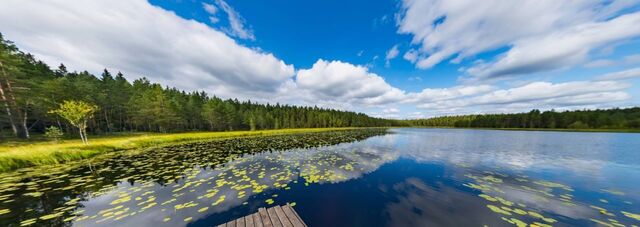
[0, 0, 635, 118]
[397, 0, 640, 78]
[294, 59, 406, 106]
[0, 0, 291, 99]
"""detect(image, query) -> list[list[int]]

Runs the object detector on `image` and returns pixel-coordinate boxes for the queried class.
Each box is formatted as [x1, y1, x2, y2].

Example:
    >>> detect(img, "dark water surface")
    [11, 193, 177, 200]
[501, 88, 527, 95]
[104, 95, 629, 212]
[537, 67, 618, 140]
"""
[1, 128, 639, 226]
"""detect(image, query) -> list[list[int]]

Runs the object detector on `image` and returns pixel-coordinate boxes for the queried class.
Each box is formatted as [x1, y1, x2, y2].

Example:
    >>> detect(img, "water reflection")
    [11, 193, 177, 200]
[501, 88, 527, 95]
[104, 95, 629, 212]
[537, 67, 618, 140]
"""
[1, 128, 639, 227]
[0, 129, 387, 226]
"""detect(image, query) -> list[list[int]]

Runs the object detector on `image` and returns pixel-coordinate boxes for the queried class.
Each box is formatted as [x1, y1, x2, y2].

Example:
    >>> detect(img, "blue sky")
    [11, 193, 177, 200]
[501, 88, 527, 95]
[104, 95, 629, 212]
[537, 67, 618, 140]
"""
[2, 0, 640, 118]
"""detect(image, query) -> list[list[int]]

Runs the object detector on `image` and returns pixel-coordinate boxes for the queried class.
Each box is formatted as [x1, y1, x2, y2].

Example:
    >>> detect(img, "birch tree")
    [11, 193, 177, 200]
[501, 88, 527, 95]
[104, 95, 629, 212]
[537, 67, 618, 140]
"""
[49, 100, 97, 144]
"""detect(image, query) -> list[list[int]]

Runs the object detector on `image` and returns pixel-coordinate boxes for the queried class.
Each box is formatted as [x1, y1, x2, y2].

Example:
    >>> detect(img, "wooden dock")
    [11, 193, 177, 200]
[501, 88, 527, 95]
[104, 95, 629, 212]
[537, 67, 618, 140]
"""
[217, 204, 307, 227]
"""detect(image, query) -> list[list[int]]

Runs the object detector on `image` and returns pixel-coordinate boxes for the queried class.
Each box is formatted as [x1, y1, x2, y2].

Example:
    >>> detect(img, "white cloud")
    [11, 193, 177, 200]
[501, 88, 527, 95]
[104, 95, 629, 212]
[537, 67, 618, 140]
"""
[408, 76, 422, 82]
[294, 59, 406, 106]
[0, 0, 635, 118]
[416, 81, 631, 114]
[624, 54, 640, 65]
[0, 0, 290, 99]
[596, 67, 640, 80]
[585, 54, 640, 68]
[385, 44, 400, 67]
[202, 2, 218, 15]
[383, 108, 400, 113]
[584, 59, 616, 68]
[467, 12, 640, 79]
[202, 2, 220, 24]
[403, 49, 418, 63]
[215, 0, 255, 40]
[409, 85, 494, 103]
[397, 0, 640, 78]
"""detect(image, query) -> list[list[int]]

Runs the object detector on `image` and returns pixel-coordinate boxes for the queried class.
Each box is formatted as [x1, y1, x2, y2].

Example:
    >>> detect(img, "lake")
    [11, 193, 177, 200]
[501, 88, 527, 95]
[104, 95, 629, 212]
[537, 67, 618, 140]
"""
[1, 128, 639, 226]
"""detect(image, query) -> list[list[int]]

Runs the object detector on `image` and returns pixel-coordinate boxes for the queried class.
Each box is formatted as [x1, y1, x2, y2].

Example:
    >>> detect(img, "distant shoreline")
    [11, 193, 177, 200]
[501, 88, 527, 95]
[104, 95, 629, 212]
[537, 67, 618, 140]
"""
[401, 126, 640, 133]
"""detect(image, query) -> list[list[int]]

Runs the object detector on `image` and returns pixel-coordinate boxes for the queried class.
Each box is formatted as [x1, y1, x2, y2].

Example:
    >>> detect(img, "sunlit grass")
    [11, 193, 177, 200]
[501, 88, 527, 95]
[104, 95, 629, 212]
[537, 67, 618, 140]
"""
[0, 128, 359, 172]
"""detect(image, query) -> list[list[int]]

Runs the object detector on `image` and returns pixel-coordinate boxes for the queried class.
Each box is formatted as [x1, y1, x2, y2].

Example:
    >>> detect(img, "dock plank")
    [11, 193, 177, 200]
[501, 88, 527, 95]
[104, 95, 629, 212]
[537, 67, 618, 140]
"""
[258, 208, 273, 227]
[267, 207, 283, 227]
[253, 213, 264, 227]
[245, 214, 255, 227]
[274, 206, 294, 227]
[236, 215, 245, 227]
[221, 205, 305, 227]
[282, 205, 306, 227]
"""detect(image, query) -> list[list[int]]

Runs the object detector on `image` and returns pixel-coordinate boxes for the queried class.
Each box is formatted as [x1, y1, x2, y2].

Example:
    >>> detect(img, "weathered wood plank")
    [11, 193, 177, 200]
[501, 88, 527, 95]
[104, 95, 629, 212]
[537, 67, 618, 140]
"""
[288, 205, 305, 227]
[267, 207, 283, 227]
[220, 205, 306, 227]
[253, 213, 263, 227]
[236, 215, 245, 227]
[282, 205, 306, 227]
[245, 214, 255, 227]
[274, 206, 294, 227]
[258, 208, 273, 227]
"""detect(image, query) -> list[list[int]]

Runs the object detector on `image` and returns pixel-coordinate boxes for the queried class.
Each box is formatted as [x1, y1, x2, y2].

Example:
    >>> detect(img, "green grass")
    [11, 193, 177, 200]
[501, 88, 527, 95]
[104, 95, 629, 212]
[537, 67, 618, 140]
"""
[0, 128, 359, 172]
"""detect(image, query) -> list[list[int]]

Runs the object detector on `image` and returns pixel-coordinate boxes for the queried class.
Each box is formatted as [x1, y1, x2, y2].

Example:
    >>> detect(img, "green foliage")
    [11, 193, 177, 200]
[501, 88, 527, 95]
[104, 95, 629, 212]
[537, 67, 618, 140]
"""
[49, 100, 98, 144]
[49, 101, 97, 128]
[0, 34, 398, 138]
[404, 108, 640, 130]
[567, 121, 589, 129]
[44, 126, 63, 141]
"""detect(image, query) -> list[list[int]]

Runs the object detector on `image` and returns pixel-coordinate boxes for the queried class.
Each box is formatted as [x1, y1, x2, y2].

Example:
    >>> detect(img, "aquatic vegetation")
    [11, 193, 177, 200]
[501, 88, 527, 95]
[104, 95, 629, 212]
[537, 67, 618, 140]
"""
[601, 189, 626, 196]
[0, 129, 387, 226]
[462, 170, 638, 227]
[486, 204, 511, 215]
[0, 128, 366, 172]
[622, 211, 640, 221]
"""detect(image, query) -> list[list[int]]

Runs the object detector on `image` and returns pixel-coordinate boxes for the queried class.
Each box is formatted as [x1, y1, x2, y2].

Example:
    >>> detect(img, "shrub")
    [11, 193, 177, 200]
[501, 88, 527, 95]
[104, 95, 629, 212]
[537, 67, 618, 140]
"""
[44, 126, 64, 141]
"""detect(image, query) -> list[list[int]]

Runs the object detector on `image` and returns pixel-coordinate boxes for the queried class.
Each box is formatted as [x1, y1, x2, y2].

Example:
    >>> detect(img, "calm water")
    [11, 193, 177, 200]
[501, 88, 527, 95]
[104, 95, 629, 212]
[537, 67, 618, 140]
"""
[1, 128, 639, 226]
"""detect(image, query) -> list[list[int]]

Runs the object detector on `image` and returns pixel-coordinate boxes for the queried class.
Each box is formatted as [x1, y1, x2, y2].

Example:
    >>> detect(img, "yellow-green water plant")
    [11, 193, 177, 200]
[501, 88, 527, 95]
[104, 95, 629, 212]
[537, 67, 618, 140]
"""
[0, 127, 372, 172]
[49, 100, 98, 145]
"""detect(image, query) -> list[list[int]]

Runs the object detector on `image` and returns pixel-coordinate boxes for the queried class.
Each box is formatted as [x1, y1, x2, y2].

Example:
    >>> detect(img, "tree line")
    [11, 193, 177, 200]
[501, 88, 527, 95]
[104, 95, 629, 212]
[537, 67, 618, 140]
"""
[404, 108, 640, 129]
[0, 34, 397, 139]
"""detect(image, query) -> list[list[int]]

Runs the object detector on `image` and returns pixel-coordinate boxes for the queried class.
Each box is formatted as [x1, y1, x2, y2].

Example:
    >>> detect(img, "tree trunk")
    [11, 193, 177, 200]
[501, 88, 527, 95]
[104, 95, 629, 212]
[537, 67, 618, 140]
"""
[0, 62, 28, 139]
[78, 128, 85, 144]
[83, 128, 89, 144]
[103, 109, 111, 133]
[0, 82, 17, 136]
[0, 62, 17, 137]
[20, 108, 29, 139]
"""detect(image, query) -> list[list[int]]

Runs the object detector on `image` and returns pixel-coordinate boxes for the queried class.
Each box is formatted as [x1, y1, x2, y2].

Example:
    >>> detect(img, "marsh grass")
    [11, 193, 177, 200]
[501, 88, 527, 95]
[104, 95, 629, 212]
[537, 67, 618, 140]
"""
[0, 128, 359, 172]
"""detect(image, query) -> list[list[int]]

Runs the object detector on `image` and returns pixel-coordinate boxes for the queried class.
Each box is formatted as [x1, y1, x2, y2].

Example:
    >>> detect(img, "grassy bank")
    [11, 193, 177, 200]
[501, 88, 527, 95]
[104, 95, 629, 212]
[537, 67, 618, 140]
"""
[0, 128, 359, 172]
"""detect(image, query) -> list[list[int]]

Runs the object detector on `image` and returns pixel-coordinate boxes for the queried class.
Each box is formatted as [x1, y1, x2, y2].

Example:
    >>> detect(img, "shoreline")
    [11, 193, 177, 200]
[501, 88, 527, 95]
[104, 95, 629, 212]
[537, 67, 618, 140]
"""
[0, 128, 365, 173]
[402, 126, 640, 133]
